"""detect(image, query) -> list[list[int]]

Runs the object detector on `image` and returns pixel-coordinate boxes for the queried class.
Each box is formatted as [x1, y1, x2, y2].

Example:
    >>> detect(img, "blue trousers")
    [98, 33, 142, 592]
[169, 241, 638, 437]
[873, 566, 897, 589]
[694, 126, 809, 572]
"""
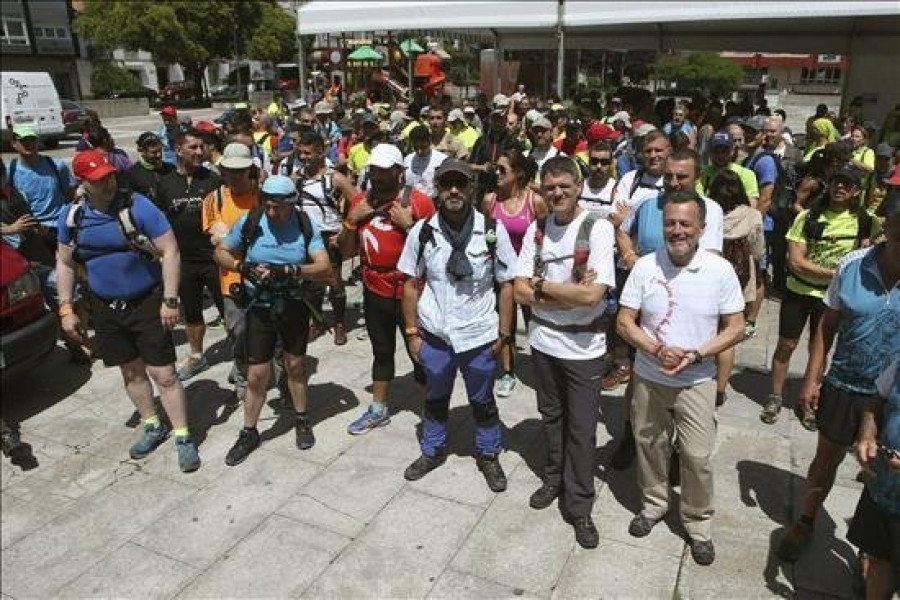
[419, 334, 502, 458]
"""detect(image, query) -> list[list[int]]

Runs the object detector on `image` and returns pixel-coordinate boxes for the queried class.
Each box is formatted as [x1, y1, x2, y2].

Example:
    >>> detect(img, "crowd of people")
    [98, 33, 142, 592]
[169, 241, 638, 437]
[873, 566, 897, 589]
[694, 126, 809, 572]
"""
[1, 85, 898, 592]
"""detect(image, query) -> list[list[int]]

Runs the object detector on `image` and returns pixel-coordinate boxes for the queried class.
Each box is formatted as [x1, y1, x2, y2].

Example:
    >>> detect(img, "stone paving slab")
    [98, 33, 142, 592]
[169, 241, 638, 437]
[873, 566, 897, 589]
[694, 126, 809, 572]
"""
[0, 292, 866, 599]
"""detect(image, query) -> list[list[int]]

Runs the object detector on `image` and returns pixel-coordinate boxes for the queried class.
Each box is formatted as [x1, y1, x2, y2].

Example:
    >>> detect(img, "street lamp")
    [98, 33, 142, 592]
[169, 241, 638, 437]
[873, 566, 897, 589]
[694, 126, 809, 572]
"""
[401, 38, 423, 102]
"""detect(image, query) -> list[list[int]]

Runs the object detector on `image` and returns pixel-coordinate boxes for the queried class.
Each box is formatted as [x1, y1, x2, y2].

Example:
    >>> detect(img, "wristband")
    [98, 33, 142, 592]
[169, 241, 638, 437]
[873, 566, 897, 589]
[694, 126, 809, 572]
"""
[59, 304, 75, 318]
[499, 332, 513, 344]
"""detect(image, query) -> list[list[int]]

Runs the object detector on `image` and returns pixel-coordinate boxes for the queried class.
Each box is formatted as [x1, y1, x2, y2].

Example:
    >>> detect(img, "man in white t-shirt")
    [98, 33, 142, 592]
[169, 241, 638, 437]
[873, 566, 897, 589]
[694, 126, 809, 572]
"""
[404, 124, 447, 200]
[513, 155, 617, 549]
[617, 191, 745, 566]
[578, 141, 616, 218]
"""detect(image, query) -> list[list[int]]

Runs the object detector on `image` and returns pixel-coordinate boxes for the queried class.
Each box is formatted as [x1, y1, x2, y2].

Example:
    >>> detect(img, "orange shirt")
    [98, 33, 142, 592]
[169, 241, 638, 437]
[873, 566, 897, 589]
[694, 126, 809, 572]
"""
[202, 186, 259, 295]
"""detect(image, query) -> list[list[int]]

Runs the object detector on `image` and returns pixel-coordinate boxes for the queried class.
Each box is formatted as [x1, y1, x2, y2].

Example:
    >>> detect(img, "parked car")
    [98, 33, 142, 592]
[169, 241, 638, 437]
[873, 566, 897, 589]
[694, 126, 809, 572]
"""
[160, 80, 203, 103]
[0, 243, 58, 382]
[60, 99, 99, 136]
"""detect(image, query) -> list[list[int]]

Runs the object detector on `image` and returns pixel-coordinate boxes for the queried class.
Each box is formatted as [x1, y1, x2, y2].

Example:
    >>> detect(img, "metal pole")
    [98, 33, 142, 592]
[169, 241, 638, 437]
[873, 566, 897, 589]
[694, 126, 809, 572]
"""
[234, 25, 243, 101]
[296, 1, 307, 102]
[408, 41, 414, 102]
[556, 0, 564, 99]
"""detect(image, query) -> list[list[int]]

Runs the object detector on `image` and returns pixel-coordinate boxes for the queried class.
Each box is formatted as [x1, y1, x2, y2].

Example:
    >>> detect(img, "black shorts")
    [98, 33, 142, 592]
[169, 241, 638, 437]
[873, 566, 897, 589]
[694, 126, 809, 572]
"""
[778, 289, 825, 340]
[816, 381, 876, 447]
[179, 261, 222, 324]
[91, 288, 176, 367]
[847, 487, 900, 575]
[243, 299, 310, 365]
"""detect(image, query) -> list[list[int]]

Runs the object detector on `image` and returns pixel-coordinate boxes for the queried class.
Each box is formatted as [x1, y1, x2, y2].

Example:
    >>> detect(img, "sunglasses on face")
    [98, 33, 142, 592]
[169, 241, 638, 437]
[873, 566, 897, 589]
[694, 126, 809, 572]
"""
[590, 157, 612, 166]
[439, 175, 470, 190]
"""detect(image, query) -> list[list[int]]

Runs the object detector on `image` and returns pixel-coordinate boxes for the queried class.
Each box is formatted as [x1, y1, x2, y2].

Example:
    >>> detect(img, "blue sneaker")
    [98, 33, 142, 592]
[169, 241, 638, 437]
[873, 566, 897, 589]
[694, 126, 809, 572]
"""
[129, 423, 169, 459]
[347, 405, 390, 435]
[177, 356, 209, 381]
[174, 436, 201, 473]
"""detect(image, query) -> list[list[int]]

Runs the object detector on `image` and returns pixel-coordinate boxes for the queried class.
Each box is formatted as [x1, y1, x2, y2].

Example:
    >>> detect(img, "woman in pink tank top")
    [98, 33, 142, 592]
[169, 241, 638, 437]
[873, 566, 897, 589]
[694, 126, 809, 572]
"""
[480, 149, 548, 397]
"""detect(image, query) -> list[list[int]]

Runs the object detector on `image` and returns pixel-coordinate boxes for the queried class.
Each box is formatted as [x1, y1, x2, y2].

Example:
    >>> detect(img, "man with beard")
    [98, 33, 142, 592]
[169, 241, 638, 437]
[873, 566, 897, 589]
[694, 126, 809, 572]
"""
[338, 144, 436, 434]
[124, 132, 175, 208]
[428, 106, 468, 160]
[469, 109, 523, 199]
[398, 159, 517, 492]
[617, 190, 745, 565]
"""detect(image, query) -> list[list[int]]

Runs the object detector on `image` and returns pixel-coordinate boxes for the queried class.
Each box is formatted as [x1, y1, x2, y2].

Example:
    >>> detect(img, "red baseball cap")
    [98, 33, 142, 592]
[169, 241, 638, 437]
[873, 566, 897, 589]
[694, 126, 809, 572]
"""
[193, 120, 218, 133]
[72, 150, 117, 182]
[160, 106, 177, 117]
[586, 122, 620, 144]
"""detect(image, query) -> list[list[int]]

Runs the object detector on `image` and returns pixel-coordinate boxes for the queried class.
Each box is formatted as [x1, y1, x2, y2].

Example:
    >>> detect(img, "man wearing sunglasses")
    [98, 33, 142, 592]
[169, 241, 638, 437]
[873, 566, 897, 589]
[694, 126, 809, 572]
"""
[579, 142, 616, 218]
[398, 159, 517, 492]
[214, 175, 331, 465]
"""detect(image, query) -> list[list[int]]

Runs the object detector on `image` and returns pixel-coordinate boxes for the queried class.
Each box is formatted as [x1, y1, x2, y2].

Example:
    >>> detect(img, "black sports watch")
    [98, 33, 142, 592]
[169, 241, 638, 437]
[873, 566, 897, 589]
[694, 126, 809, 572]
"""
[163, 296, 180, 309]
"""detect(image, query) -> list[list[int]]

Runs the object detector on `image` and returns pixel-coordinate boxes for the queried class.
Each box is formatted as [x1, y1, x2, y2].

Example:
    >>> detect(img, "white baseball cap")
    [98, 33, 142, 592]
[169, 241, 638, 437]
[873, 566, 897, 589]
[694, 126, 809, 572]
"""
[492, 93, 510, 108]
[366, 144, 404, 169]
[447, 108, 465, 123]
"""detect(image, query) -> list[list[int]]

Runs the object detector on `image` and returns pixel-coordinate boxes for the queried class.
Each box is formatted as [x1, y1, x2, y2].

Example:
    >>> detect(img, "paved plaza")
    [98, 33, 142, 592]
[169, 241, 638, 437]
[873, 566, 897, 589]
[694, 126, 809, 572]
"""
[1, 254, 865, 600]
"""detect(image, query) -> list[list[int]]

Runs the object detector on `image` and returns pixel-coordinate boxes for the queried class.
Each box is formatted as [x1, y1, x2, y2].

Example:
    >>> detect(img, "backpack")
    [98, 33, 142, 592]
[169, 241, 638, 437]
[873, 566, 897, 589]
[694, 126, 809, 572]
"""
[297, 171, 339, 220]
[532, 212, 598, 283]
[802, 207, 873, 248]
[722, 236, 753, 289]
[9, 157, 67, 198]
[414, 214, 503, 277]
[745, 150, 799, 214]
[237, 203, 314, 261]
[65, 192, 160, 263]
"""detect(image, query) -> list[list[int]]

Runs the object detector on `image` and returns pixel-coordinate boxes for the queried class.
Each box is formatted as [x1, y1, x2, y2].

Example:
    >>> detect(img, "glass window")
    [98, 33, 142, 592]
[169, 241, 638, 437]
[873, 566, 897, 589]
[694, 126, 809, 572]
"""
[56, 27, 67, 38]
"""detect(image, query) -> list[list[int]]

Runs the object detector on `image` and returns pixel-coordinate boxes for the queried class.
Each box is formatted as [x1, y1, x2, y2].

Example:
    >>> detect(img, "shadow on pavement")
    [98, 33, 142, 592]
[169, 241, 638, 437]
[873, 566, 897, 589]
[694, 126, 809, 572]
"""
[1, 346, 92, 423]
[260, 381, 359, 443]
[731, 367, 805, 410]
[736, 459, 858, 598]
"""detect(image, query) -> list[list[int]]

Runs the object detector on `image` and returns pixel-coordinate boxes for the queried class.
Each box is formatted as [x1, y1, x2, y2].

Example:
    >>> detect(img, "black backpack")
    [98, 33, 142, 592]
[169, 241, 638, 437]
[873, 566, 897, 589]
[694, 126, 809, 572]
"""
[414, 214, 504, 277]
[745, 150, 799, 214]
[237, 204, 314, 261]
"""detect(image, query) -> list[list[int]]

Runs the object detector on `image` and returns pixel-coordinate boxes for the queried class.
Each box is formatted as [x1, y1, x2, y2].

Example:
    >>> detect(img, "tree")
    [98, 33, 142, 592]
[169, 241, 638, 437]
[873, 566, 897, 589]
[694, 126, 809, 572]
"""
[91, 63, 141, 95]
[75, 0, 271, 96]
[652, 52, 743, 96]
[245, 2, 297, 64]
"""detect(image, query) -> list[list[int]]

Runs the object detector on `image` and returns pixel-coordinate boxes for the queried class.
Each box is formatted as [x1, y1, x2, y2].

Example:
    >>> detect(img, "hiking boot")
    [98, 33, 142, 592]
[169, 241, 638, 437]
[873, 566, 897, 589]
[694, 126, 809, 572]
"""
[176, 355, 209, 381]
[403, 453, 446, 481]
[225, 428, 261, 466]
[573, 516, 599, 549]
[129, 423, 169, 459]
[628, 514, 659, 538]
[476, 454, 507, 492]
[495, 374, 517, 398]
[529, 483, 560, 510]
[206, 315, 225, 329]
[174, 436, 201, 473]
[611, 426, 636, 470]
[777, 520, 814, 563]
[347, 405, 390, 435]
[333, 323, 348, 346]
[602, 364, 632, 391]
[690, 539, 716, 566]
[295, 418, 315, 450]
[797, 408, 818, 432]
[760, 394, 782, 424]
[67, 344, 93, 365]
[1, 421, 23, 457]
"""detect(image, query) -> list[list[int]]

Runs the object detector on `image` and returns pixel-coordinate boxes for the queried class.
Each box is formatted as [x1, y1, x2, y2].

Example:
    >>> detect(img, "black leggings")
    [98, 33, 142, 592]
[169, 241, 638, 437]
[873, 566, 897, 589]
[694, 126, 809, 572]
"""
[363, 288, 425, 384]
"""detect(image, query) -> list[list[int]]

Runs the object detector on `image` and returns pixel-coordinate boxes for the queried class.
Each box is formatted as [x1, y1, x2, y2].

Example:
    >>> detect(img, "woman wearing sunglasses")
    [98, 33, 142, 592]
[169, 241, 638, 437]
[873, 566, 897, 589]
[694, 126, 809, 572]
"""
[481, 149, 548, 397]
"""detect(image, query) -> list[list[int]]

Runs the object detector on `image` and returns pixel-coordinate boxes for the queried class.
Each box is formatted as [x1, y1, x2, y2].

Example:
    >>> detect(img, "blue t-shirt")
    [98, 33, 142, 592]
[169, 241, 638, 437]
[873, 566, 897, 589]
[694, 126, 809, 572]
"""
[747, 152, 778, 232]
[868, 360, 899, 516]
[823, 245, 900, 395]
[632, 194, 666, 256]
[56, 193, 171, 300]
[223, 208, 325, 300]
[10, 157, 76, 226]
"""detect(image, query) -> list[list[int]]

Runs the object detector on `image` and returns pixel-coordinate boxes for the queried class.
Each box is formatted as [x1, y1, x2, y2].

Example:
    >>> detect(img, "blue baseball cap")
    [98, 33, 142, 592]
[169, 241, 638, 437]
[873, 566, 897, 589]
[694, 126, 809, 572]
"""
[260, 175, 298, 202]
[710, 131, 734, 148]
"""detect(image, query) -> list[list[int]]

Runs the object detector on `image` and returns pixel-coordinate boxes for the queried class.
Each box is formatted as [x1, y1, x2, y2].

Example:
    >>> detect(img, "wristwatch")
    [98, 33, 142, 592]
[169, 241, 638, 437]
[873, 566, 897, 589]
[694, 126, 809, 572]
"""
[163, 296, 180, 309]
[688, 350, 703, 364]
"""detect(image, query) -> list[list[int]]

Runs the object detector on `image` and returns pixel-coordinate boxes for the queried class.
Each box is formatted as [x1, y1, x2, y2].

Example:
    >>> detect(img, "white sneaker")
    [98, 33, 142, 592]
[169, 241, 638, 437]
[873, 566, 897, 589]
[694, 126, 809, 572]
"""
[495, 374, 517, 398]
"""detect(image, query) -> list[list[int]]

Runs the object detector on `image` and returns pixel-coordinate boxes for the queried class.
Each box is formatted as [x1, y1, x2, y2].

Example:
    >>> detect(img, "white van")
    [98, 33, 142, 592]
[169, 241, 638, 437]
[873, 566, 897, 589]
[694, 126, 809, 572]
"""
[1, 71, 65, 148]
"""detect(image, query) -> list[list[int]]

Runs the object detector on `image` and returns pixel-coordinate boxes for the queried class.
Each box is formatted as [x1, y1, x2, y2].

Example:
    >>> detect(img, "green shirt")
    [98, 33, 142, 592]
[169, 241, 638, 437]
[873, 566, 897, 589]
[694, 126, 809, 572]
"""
[698, 163, 760, 203]
[785, 208, 881, 298]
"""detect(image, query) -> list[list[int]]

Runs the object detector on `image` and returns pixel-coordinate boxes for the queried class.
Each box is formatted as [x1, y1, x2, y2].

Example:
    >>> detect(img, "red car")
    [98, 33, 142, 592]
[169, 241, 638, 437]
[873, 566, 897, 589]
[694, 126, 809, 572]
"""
[0, 243, 57, 382]
[160, 80, 203, 103]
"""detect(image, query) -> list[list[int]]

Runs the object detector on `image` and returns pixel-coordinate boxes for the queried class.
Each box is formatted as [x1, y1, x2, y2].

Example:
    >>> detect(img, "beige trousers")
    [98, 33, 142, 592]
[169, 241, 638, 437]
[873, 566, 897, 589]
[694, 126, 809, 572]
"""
[631, 375, 717, 542]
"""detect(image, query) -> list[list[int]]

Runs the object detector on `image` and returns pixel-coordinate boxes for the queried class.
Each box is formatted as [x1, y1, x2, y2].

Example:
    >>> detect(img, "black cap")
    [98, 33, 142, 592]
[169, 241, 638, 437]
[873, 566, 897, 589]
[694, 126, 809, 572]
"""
[832, 165, 862, 186]
[136, 131, 161, 148]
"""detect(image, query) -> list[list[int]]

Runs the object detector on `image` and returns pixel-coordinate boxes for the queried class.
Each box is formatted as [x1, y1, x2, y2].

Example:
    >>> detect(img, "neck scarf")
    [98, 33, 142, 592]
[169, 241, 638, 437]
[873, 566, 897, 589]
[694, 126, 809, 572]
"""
[439, 206, 475, 280]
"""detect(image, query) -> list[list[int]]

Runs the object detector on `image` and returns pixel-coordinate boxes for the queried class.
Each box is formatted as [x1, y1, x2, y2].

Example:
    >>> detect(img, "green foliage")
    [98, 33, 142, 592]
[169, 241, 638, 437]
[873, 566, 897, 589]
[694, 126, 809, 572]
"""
[75, 0, 272, 91]
[245, 3, 297, 63]
[652, 52, 743, 95]
[91, 63, 141, 94]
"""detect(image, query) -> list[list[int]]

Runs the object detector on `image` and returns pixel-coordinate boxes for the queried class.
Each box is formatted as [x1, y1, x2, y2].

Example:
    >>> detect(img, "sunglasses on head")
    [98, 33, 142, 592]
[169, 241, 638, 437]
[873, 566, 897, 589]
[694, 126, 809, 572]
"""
[590, 157, 612, 166]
